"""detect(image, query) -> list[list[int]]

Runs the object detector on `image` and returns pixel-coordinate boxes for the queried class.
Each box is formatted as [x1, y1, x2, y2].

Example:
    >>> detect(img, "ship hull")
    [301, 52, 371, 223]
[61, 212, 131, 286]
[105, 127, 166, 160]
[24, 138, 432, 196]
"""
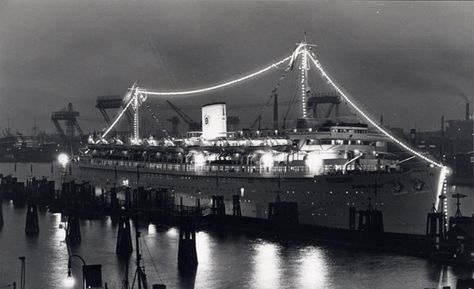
[74, 160, 443, 235]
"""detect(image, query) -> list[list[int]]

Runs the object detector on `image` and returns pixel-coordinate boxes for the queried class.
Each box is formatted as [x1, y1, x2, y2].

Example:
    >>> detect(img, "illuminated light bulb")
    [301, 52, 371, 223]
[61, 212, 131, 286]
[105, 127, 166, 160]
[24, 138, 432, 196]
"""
[63, 275, 75, 288]
[306, 153, 323, 174]
[57, 153, 69, 168]
[261, 153, 274, 168]
[194, 153, 206, 167]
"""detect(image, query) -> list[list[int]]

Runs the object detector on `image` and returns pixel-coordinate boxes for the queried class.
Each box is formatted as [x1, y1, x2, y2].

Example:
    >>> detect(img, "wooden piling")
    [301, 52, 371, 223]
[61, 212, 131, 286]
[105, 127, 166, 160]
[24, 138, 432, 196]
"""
[116, 210, 133, 259]
[66, 211, 81, 245]
[0, 194, 4, 229]
[25, 203, 39, 236]
[349, 206, 356, 231]
[232, 195, 242, 217]
[211, 196, 225, 217]
[178, 216, 198, 271]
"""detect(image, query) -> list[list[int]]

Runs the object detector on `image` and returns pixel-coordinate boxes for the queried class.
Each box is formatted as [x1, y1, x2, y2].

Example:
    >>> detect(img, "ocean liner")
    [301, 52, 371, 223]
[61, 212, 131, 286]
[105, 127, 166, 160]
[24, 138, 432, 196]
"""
[73, 42, 447, 235]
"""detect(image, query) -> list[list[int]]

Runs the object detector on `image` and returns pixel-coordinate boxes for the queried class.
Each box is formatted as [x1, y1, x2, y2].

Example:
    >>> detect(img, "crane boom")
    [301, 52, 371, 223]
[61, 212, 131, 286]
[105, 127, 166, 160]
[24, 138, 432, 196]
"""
[166, 100, 200, 131]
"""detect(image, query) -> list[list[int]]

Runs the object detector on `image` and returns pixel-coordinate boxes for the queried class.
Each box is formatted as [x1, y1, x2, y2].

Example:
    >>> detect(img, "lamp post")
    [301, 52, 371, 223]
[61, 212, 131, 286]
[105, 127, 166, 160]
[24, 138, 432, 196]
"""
[58, 153, 70, 170]
[64, 254, 86, 289]
[64, 255, 103, 289]
[58, 153, 70, 184]
[18, 257, 25, 289]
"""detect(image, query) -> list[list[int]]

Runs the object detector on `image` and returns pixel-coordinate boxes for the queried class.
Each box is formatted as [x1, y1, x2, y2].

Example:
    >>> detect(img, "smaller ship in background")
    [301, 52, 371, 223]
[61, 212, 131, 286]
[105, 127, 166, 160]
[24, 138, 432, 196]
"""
[0, 126, 59, 163]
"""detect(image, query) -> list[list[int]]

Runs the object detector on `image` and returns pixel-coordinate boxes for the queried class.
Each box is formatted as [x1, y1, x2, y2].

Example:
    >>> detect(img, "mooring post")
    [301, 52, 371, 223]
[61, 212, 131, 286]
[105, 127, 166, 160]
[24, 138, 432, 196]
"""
[66, 210, 81, 245]
[268, 201, 299, 225]
[25, 203, 39, 236]
[13, 181, 26, 208]
[426, 204, 445, 251]
[456, 278, 474, 289]
[18, 256, 25, 289]
[0, 193, 3, 229]
[217, 196, 225, 216]
[100, 188, 105, 207]
[357, 198, 384, 233]
[211, 196, 226, 217]
[137, 187, 145, 209]
[27, 177, 38, 204]
[232, 195, 242, 217]
[268, 201, 299, 238]
[110, 186, 120, 220]
[178, 215, 198, 271]
[211, 196, 217, 215]
[125, 187, 131, 209]
[349, 206, 356, 231]
[116, 209, 133, 259]
[196, 198, 201, 217]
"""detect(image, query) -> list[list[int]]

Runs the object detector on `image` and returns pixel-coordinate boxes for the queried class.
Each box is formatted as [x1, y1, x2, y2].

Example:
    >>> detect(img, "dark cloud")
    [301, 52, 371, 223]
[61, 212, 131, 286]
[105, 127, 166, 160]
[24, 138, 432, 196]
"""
[0, 0, 472, 134]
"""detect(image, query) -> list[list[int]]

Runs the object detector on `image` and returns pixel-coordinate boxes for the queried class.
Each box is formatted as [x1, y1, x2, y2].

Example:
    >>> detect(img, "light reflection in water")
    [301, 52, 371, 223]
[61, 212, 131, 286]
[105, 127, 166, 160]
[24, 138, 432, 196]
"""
[0, 163, 471, 289]
[436, 265, 459, 289]
[52, 213, 66, 242]
[166, 227, 179, 238]
[196, 231, 211, 265]
[298, 246, 327, 288]
[251, 241, 281, 289]
[148, 223, 157, 235]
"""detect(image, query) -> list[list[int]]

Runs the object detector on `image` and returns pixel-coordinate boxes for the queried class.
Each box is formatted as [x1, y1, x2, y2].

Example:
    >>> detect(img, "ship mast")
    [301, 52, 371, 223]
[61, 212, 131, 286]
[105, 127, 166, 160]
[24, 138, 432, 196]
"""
[129, 84, 147, 143]
[295, 35, 317, 120]
[132, 90, 140, 142]
[299, 39, 309, 119]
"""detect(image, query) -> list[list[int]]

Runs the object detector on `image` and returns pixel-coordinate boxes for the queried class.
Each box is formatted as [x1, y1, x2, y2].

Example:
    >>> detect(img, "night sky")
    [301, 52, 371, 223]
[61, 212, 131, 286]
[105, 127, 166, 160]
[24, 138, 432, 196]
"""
[0, 0, 473, 135]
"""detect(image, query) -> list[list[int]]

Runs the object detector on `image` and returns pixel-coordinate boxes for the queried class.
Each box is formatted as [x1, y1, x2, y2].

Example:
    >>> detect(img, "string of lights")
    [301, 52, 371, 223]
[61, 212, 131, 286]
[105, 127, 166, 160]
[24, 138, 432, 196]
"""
[137, 55, 292, 96]
[100, 45, 445, 172]
[101, 96, 134, 139]
[300, 46, 308, 119]
[99, 55, 292, 138]
[305, 50, 444, 168]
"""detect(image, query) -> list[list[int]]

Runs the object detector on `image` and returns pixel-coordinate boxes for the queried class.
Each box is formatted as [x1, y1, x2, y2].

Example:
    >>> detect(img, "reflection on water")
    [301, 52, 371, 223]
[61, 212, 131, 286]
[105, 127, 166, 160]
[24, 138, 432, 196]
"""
[0, 203, 473, 289]
[195, 232, 211, 265]
[298, 246, 327, 288]
[252, 241, 281, 289]
[0, 163, 473, 288]
[165, 227, 179, 238]
[147, 224, 157, 235]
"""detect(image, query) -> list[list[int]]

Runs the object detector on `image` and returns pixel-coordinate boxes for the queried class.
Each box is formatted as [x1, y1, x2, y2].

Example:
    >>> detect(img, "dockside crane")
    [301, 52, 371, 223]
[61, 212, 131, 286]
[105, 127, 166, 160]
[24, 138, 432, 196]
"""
[51, 103, 84, 151]
[166, 100, 201, 133]
[166, 116, 180, 136]
[96, 94, 134, 131]
[95, 95, 124, 125]
[306, 92, 341, 119]
[227, 116, 240, 131]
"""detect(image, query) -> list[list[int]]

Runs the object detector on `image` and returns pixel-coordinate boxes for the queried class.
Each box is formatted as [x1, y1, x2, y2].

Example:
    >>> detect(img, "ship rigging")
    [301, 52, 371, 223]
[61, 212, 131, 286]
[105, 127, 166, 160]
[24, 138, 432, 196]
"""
[76, 40, 451, 234]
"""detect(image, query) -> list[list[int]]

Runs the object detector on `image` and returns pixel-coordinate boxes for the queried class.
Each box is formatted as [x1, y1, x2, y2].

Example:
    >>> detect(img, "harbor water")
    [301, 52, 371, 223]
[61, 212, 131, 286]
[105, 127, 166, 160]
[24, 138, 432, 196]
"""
[0, 163, 473, 289]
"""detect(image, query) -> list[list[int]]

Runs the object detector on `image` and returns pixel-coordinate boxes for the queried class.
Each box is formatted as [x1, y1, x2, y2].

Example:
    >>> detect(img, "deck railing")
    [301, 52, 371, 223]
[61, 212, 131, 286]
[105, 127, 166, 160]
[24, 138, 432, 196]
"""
[82, 157, 383, 176]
